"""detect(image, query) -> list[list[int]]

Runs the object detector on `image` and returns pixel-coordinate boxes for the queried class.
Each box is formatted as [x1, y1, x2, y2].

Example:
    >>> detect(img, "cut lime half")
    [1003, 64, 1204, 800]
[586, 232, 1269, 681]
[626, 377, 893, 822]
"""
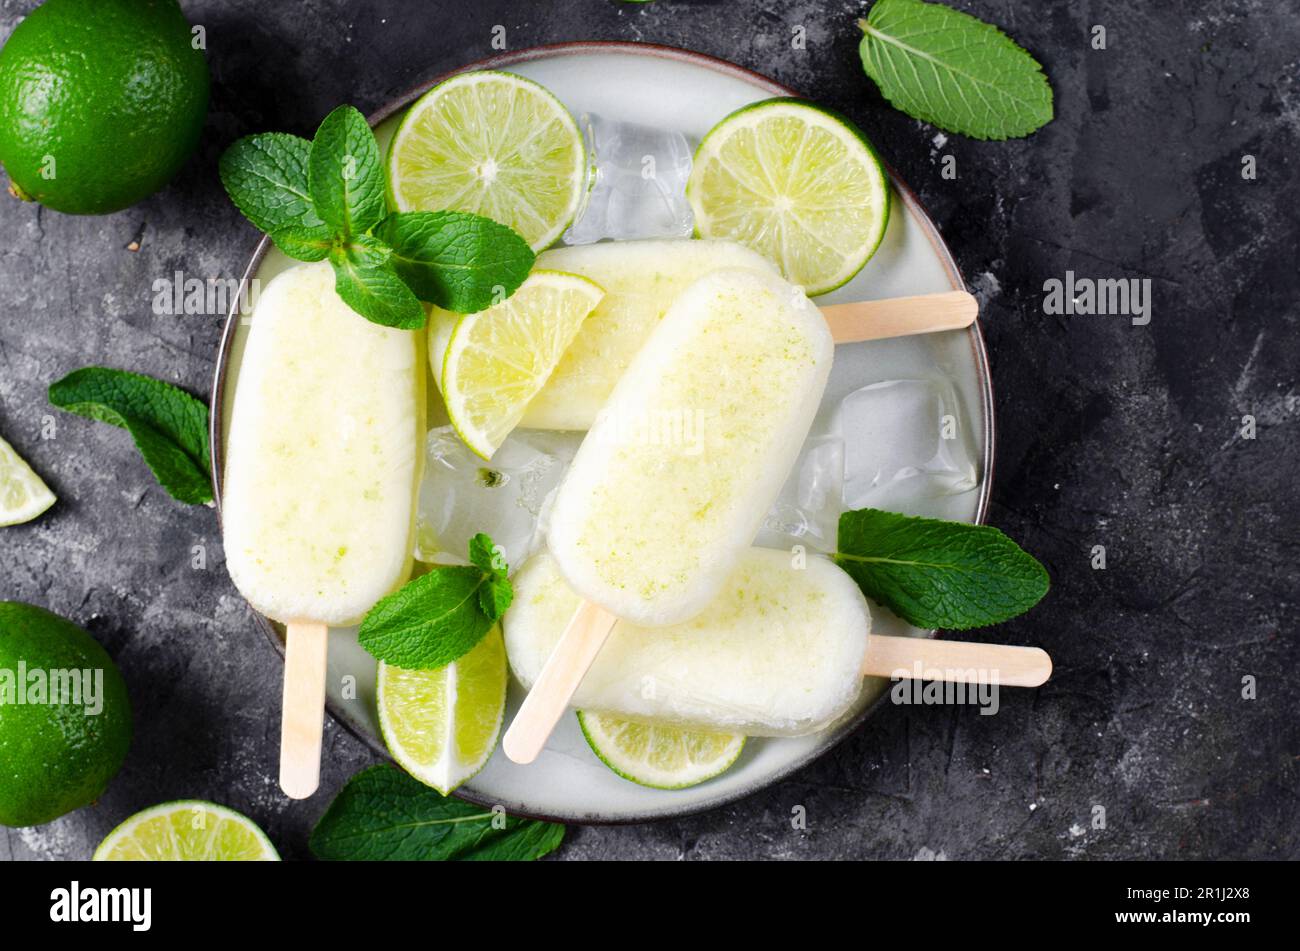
[578, 711, 745, 789]
[378, 627, 508, 795]
[93, 801, 279, 861]
[0, 433, 55, 526]
[430, 270, 603, 460]
[687, 97, 892, 295]
[387, 70, 587, 251]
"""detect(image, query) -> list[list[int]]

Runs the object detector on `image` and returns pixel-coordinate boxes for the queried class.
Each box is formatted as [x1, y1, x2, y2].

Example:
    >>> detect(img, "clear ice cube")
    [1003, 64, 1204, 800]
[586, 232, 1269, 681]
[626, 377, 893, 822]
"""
[416, 426, 579, 569]
[563, 112, 694, 244]
[756, 435, 845, 552]
[836, 378, 979, 515]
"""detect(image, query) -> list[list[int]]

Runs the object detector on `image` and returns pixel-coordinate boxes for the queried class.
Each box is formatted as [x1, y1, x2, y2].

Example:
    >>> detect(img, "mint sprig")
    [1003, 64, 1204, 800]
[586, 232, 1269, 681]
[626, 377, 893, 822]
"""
[48, 367, 212, 505]
[857, 0, 1053, 141]
[310, 765, 564, 861]
[833, 508, 1049, 629]
[359, 533, 513, 669]
[219, 106, 536, 328]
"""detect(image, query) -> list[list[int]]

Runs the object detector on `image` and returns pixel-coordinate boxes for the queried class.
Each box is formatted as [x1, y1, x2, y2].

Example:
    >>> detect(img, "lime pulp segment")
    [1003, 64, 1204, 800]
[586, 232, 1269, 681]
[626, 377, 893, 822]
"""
[578, 710, 746, 789]
[93, 801, 279, 861]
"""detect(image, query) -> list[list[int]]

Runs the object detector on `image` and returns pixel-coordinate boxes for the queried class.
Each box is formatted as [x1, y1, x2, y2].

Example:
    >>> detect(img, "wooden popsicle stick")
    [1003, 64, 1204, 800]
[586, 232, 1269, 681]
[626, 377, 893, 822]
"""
[821, 290, 978, 344]
[863, 634, 1052, 688]
[502, 600, 618, 764]
[279, 620, 329, 799]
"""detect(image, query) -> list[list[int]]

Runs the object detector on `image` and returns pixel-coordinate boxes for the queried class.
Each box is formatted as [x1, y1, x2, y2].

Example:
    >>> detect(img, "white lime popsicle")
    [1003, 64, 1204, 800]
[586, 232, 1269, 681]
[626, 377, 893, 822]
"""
[506, 549, 870, 736]
[521, 238, 777, 430]
[546, 267, 834, 627]
[223, 262, 424, 626]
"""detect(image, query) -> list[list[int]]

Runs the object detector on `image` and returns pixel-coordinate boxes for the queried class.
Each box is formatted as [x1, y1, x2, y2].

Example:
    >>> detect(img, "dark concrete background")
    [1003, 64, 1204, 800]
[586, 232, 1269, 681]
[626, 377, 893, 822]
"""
[1, 0, 1296, 860]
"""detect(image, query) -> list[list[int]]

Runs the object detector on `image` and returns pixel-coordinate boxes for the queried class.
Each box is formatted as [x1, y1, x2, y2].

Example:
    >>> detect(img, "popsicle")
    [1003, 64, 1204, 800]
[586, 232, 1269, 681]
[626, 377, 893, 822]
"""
[522, 238, 977, 431]
[222, 261, 424, 797]
[506, 549, 1053, 736]
[502, 267, 833, 762]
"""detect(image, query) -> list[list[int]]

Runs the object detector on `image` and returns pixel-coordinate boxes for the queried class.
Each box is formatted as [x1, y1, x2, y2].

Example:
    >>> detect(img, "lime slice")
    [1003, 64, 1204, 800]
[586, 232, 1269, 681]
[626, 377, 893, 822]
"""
[430, 270, 603, 460]
[0, 433, 55, 526]
[387, 70, 587, 251]
[378, 627, 507, 795]
[687, 97, 892, 295]
[93, 801, 279, 861]
[578, 711, 745, 789]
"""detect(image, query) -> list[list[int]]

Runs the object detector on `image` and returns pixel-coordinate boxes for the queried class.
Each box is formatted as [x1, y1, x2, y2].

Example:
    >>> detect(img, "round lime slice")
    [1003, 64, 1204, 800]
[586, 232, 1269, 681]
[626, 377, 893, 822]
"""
[93, 801, 279, 861]
[387, 70, 587, 251]
[687, 97, 892, 295]
[578, 710, 745, 789]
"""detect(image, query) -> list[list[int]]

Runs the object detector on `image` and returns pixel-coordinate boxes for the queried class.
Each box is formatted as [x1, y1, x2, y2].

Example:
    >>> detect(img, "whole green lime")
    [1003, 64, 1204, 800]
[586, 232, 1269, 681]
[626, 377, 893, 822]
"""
[0, 602, 132, 827]
[0, 0, 209, 214]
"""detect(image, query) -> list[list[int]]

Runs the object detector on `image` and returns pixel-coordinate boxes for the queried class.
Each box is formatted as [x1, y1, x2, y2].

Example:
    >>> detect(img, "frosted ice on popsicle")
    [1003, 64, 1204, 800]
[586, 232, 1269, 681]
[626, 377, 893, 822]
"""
[521, 239, 777, 430]
[505, 548, 870, 735]
[545, 267, 834, 626]
[222, 262, 424, 626]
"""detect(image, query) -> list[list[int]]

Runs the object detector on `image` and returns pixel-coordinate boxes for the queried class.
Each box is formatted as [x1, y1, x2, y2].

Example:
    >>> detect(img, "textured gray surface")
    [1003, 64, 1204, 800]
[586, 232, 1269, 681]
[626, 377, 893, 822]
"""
[1, 0, 1297, 861]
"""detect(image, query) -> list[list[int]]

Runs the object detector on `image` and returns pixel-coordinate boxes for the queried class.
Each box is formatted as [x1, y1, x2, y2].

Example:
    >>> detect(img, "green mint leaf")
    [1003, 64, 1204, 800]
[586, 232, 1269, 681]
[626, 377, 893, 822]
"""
[270, 224, 334, 261]
[328, 236, 425, 329]
[308, 105, 386, 238]
[310, 765, 564, 861]
[479, 577, 513, 622]
[359, 533, 512, 667]
[858, 0, 1053, 141]
[833, 508, 1049, 629]
[48, 367, 212, 505]
[376, 211, 535, 313]
[218, 132, 324, 235]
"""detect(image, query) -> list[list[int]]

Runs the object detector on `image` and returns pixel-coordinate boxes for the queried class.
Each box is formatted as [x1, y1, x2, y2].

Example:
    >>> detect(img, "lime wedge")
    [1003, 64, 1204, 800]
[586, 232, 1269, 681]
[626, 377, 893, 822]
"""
[430, 270, 603, 460]
[387, 70, 587, 251]
[0, 433, 55, 527]
[687, 97, 892, 295]
[578, 711, 745, 789]
[93, 801, 279, 861]
[378, 627, 507, 795]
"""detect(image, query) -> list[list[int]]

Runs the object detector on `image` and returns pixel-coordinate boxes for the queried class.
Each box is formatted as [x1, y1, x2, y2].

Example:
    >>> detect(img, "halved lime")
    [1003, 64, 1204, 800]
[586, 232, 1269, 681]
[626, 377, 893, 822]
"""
[387, 70, 587, 251]
[93, 801, 279, 861]
[0, 433, 55, 526]
[687, 97, 892, 295]
[378, 627, 507, 795]
[577, 711, 745, 789]
[430, 270, 603, 460]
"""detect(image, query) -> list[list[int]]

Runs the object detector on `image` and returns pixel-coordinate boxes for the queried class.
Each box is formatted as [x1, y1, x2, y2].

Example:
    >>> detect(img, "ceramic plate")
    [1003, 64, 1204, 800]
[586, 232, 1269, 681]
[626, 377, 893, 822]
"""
[211, 43, 994, 823]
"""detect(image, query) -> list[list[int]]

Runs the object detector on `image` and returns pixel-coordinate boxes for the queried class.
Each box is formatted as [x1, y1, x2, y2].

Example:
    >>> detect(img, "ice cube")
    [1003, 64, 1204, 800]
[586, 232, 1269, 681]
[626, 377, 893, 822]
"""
[563, 112, 694, 244]
[836, 378, 979, 516]
[416, 426, 580, 569]
[757, 435, 845, 552]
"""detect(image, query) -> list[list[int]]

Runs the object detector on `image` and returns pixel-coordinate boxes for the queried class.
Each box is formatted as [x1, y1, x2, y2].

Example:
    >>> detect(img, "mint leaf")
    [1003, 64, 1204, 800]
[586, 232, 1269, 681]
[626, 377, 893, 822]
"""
[858, 0, 1053, 141]
[48, 367, 212, 505]
[833, 508, 1048, 629]
[311, 765, 564, 861]
[309, 105, 386, 238]
[328, 236, 425, 329]
[359, 533, 514, 668]
[376, 211, 535, 313]
[218, 132, 323, 235]
[270, 224, 334, 261]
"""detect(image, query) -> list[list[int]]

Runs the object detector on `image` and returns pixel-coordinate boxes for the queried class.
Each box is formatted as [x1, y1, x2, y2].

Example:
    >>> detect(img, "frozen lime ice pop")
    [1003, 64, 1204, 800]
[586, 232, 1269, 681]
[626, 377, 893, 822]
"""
[521, 238, 978, 432]
[502, 267, 833, 762]
[507, 548, 870, 736]
[546, 266, 834, 626]
[222, 261, 424, 796]
[507, 549, 1055, 738]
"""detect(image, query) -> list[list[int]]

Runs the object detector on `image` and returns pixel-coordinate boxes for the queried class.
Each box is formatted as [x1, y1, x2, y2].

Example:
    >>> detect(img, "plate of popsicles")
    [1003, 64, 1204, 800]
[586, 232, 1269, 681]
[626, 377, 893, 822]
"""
[213, 43, 1047, 822]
